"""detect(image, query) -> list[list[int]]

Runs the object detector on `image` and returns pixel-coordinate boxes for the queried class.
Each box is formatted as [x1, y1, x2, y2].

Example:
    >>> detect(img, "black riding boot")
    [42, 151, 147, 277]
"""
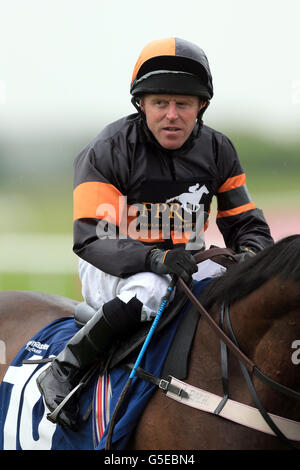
[36, 296, 142, 430]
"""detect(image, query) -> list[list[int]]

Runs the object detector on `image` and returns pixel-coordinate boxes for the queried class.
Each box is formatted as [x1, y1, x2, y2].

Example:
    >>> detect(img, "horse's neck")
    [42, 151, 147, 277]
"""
[228, 277, 297, 354]
[228, 277, 300, 408]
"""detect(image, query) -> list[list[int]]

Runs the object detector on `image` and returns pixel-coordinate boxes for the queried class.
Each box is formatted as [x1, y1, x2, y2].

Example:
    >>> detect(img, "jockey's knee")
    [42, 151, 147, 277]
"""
[117, 272, 173, 321]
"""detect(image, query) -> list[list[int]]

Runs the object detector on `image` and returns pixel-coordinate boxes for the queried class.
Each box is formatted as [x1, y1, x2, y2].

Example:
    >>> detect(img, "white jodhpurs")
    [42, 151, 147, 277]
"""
[78, 257, 226, 322]
[78, 259, 175, 322]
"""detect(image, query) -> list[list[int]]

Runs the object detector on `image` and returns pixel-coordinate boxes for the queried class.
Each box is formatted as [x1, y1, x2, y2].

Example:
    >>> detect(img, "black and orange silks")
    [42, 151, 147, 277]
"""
[73, 38, 272, 278]
[73, 115, 273, 278]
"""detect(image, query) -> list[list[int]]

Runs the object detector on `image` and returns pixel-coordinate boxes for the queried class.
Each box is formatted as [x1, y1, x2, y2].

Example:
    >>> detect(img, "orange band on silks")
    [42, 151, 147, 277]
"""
[74, 181, 211, 241]
[217, 202, 256, 218]
[74, 182, 168, 241]
[73, 181, 125, 226]
[218, 174, 246, 193]
[171, 231, 193, 245]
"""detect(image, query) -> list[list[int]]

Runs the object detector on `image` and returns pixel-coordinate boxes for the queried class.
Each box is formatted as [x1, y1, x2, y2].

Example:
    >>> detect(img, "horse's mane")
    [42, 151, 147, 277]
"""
[199, 235, 300, 309]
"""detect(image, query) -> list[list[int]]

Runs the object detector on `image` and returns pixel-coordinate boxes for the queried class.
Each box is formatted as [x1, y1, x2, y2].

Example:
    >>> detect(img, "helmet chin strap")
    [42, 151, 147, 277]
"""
[196, 100, 210, 136]
[131, 96, 155, 143]
[131, 96, 141, 113]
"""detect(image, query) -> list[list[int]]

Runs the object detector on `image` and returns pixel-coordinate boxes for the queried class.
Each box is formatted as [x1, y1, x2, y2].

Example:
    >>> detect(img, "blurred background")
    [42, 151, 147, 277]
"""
[0, 0, 299, 302]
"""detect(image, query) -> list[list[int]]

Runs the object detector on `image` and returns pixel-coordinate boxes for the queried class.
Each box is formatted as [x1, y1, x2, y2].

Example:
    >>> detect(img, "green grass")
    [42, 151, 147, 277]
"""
[0, 272, 83, 301]
[0, 186, 73, 235]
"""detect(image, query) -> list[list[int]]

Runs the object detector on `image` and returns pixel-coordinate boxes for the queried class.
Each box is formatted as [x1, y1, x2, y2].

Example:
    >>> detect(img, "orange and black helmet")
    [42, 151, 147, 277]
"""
[130, 37, 213, 100]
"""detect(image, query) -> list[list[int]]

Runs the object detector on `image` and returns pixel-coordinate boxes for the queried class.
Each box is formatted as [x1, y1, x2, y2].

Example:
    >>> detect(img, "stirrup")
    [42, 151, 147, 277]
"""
[45, 362, 100, 424]
[46, 381, 83, 424]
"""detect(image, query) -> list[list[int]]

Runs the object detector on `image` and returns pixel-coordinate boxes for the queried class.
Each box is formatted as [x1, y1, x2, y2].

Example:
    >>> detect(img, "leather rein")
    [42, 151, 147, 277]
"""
[177, 248, 300, 448]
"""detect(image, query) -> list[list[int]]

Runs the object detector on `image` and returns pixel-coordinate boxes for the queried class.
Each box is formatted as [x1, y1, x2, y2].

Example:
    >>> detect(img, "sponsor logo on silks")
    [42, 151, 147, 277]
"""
[25, 341, 49, 355]
[95, 183, 209, 242]
[166, 183, 209, 214]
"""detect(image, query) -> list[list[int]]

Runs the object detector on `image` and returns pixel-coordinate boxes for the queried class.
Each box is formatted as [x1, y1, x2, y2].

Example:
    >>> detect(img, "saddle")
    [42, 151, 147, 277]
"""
[74, 248, 236, 377]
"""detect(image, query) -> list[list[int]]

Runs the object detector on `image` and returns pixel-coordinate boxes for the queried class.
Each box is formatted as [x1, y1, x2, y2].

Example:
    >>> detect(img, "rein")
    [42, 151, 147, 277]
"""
[193, 247, 236, 268]
[179, 278, 300, 401]
[178, 277, 255, 373]
[220, 304, 300, 449]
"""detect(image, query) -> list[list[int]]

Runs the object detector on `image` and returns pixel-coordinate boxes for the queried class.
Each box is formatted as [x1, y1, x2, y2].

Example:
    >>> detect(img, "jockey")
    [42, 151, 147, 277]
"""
[37, 37, 273, 430]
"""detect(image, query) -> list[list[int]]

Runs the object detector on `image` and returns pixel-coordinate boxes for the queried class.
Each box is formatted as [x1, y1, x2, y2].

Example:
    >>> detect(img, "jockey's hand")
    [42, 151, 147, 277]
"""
[233, 247, 256, 263]
[146, 248, 198, 284]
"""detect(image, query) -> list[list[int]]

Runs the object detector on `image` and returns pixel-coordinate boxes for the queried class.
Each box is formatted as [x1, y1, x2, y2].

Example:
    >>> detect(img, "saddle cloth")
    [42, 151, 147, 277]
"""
[95, 278, 211, 449]
[0, 278, 211, 450]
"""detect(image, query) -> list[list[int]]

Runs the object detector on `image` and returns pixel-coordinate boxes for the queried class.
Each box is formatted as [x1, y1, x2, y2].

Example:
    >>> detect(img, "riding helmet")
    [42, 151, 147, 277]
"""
[130, 37, 214, 101]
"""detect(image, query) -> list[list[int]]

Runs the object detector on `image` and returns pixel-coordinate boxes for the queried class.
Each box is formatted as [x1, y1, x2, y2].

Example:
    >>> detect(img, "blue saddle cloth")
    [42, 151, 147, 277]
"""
[0, 279, 210, 450]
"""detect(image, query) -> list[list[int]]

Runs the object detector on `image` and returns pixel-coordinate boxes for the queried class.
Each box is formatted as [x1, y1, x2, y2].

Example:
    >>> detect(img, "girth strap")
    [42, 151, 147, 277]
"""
[165, 376, 300, 443]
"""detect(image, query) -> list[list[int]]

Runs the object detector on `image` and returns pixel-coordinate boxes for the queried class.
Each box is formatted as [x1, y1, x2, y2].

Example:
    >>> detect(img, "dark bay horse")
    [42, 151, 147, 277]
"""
[0, 291, 77, 383]
[1, 235, 300, 449]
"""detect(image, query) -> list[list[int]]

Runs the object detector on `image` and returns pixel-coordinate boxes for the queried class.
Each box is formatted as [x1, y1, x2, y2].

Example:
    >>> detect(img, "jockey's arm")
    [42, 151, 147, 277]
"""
[73, 144, 156, 278]
[214, 135, 273, 254]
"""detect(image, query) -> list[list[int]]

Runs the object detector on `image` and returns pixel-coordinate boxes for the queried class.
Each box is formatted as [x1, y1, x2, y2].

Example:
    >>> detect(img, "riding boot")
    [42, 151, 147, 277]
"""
[36, 296, 143, 430]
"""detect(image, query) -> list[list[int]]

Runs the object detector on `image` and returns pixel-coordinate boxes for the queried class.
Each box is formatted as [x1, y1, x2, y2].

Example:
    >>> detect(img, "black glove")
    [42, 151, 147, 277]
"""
[146, 248, 198, 283]
[233, 247, 256, 263]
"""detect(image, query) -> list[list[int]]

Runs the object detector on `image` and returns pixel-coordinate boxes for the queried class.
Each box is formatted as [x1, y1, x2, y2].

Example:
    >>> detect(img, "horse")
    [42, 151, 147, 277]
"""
[0, 291, 77, 384]
[0, 236, 299, 450]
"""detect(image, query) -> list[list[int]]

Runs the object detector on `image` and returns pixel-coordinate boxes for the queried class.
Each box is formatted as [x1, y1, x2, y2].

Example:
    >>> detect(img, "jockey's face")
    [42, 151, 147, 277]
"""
[140, 94, 204, 150]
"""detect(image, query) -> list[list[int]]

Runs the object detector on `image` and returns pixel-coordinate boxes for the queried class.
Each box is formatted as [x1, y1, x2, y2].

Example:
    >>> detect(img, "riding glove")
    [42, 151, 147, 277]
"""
[146, 248, 198, 283]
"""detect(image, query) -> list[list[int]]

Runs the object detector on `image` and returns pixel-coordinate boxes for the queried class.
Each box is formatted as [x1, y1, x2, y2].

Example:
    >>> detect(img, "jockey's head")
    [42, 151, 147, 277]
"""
[130, 37, 213, 150]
